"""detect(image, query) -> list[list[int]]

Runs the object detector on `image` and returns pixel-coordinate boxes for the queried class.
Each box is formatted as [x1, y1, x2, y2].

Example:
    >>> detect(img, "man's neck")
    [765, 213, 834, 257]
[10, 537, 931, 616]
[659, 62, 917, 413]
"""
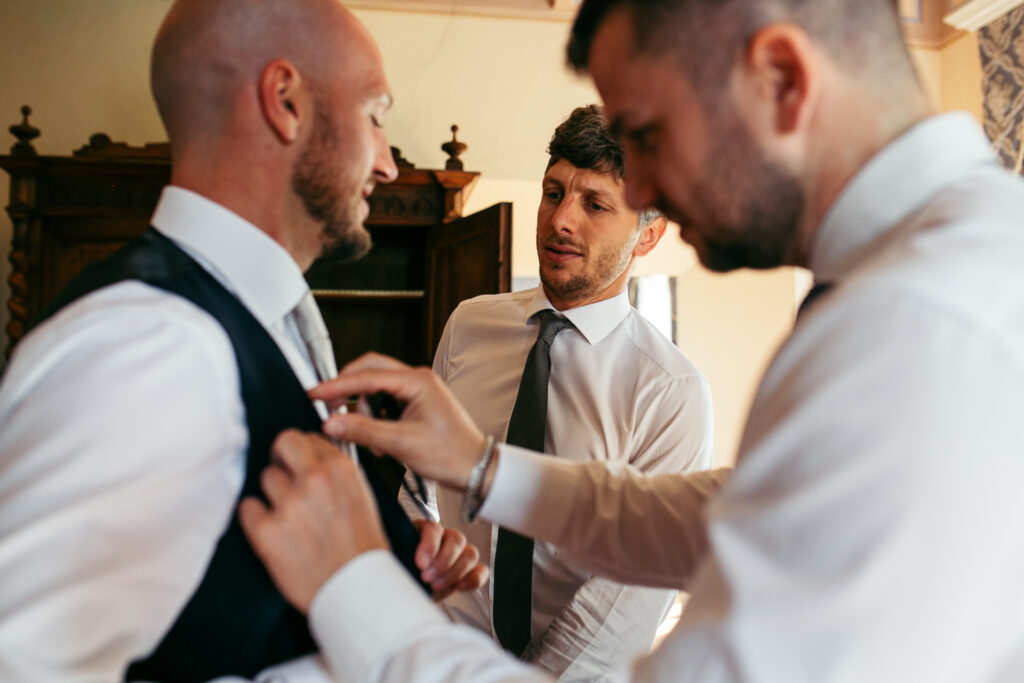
[794, 82, 933, 269]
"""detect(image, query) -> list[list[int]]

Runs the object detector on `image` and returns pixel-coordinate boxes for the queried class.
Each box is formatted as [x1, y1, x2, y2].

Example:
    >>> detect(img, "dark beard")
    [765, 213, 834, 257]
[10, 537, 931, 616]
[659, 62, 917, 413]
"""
[291, 104, 372, 263]
[681, 113, 804, 273]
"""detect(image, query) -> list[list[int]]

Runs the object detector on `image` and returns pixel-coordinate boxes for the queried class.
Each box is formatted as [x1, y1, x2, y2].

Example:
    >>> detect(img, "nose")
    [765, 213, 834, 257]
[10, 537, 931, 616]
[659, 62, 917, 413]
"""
[374, 133, 399, 184]
[549, 195, 581, 234]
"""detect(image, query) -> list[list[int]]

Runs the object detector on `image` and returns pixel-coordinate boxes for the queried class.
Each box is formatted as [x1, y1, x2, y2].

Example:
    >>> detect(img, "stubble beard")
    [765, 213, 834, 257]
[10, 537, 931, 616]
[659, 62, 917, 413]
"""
[675, 112, 805, 273]
[539, 234, 635, 304]
[291, 102, 372, 263]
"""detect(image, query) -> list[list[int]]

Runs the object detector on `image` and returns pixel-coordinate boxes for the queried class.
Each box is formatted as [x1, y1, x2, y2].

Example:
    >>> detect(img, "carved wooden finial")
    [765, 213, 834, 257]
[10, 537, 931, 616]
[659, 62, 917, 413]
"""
[10, 105, 40, 157]
[441, 124, 467, 171]
[390, 145, 414, 169]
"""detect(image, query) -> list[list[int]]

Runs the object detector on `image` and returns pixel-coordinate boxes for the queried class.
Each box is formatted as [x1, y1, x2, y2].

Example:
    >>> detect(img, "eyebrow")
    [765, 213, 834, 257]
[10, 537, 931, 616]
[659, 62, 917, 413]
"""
[543, 175, 621, 202]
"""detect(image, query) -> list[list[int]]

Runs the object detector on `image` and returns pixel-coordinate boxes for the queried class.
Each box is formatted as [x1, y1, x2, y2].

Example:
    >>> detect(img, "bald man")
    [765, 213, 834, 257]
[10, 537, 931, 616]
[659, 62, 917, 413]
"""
[0, 1, 483, 681]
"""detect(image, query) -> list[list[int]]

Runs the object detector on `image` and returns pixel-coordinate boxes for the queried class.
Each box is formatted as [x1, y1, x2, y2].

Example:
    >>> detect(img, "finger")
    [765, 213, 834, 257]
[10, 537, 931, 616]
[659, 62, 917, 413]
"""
[322, 412, 416, 461]
[307, 382, 356, 413]
[260, 463, 294, 507]
[421, 529, 466, 584]
[456, 563, 489, 592]
[414, 520, 444, 571]
[433, 586, 456, 602]
[435, 542, 479, 589]
[433, 562, 488, 602]
[238, 496, 273, 553]
[269, 429, 319, 475]
[273, 430, 343, 474]
[340, 351, 412, 374]
[309, 368, 423, 406]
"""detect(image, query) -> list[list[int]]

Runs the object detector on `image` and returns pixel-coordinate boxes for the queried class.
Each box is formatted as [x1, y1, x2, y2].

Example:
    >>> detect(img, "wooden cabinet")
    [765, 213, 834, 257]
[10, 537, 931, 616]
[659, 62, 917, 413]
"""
[0, 108, 511, 365]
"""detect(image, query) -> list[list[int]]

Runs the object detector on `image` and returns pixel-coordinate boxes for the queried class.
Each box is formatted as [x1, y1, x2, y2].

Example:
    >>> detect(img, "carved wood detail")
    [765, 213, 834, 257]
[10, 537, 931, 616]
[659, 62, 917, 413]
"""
[38, 176, 166, 212]
[5, 218, 31, 357]
[0, 110, 493, 360]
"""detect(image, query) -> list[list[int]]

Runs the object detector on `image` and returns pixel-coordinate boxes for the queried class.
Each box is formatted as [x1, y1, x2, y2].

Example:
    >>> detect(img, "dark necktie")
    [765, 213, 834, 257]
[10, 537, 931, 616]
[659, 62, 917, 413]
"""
[492, 309, 574, 656]
[797, 281, 833, 319]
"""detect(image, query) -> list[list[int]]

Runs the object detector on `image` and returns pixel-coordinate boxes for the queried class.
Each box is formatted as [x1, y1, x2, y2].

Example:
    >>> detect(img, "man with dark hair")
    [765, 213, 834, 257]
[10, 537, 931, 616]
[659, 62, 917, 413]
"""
[426, 104, 712, 680]
[239, 0, 1024, 681]
[0, 1, 483, 680]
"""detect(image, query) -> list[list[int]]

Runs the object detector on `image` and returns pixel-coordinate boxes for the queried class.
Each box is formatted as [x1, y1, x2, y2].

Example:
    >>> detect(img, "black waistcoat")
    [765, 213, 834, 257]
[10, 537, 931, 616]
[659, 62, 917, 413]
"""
[32, 229, 338, 681]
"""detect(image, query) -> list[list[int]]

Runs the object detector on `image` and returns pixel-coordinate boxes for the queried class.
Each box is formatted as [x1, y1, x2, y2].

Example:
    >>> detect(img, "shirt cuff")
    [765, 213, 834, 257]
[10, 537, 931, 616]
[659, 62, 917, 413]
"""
[477, 444, 574, 533]
[308, 549, 449, 682]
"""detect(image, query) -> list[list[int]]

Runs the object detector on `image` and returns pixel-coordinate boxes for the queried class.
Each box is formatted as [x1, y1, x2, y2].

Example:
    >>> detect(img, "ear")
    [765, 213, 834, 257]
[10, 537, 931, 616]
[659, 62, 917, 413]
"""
[740, 23, 819, 135]
[259, 59, 305, 143]
[633, 215, 667, 257]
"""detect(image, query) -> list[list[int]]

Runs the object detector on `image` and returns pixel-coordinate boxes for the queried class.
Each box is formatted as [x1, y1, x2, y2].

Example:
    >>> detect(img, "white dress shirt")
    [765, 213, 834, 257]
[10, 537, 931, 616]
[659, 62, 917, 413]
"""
[306, 113, 1024, 682]
[0, 187, 331, 682]
[431, 287, 714, 680]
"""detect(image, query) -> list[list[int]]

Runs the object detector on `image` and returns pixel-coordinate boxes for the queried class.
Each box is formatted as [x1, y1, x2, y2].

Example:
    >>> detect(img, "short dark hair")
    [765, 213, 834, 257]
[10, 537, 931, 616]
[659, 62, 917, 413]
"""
[546, 104, 625, 180]
[546, 105, 660, 227]
[567, 0, 910, 93]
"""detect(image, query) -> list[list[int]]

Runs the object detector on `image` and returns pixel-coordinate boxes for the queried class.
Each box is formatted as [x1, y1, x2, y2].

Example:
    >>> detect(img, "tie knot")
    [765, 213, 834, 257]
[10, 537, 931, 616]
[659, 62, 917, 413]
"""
[534, 309, 573, 345]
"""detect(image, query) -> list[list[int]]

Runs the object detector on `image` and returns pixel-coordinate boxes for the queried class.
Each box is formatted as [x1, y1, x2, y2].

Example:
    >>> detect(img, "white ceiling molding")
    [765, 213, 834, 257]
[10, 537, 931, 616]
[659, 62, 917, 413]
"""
[944, 0, 1024, 30]
[347, 0, 578, 21]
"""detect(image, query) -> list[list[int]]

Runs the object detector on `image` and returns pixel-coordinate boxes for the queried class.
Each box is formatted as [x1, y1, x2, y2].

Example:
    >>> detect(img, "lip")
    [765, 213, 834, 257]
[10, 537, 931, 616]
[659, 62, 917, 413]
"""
[544, 244, 583, 264]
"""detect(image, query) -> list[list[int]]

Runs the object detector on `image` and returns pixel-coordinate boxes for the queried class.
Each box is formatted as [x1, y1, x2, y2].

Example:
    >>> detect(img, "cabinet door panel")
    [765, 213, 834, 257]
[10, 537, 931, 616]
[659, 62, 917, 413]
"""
[317, 297, 424, 367]
[425, 202, 511, 359]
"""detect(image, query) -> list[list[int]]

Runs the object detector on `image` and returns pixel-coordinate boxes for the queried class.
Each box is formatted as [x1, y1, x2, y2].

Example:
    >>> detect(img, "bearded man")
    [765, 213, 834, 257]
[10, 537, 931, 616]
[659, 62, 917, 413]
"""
[0, 1, 484, 681]
[237, 0, 1024, 681]
[428, 104, 712, 681]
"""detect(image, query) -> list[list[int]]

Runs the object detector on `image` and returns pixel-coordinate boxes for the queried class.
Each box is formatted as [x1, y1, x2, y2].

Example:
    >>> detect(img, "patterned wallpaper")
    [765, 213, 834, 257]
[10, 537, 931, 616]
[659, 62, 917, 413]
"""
[979, 5, 1024, 171]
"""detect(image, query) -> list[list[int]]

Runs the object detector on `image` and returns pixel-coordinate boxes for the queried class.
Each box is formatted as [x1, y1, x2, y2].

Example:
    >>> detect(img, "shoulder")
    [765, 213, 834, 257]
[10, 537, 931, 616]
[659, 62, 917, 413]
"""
[0, 280, 246, 494]
[6, 281, 237, 397]
[618, 308, 706, 383]
[841, 181, 1024, 376]
[446, 289, 534, 331]
[451, 289, 533, 316]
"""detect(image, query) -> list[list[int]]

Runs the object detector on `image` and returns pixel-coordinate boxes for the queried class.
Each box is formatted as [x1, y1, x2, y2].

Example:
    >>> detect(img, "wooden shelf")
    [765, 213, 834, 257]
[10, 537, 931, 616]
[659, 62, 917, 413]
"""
[313, 289, 425, 299]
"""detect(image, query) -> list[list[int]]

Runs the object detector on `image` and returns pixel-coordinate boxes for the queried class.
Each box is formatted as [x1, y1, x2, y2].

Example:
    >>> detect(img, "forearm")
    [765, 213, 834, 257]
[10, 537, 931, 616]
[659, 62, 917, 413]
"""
[479, 447, 729, 589]
[311, 551, 550, 683]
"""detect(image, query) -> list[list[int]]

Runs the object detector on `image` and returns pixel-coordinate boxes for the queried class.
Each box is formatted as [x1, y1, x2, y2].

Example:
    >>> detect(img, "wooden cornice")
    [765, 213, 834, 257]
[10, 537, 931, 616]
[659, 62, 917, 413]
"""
[899, 0, 966, 48]
[944, 0, 1024, 30]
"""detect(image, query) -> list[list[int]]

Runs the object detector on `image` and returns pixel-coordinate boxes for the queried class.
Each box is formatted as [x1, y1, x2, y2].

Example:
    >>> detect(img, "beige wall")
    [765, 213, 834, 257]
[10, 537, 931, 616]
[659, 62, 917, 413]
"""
[0, 2, 984, 466]
[909, 32, 984, 121]
[940, 32, 985, 121]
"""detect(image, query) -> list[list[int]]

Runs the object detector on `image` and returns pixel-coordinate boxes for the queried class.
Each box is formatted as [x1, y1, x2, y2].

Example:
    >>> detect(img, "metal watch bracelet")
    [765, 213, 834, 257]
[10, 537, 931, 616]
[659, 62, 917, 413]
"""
[460, 434, 497, 523]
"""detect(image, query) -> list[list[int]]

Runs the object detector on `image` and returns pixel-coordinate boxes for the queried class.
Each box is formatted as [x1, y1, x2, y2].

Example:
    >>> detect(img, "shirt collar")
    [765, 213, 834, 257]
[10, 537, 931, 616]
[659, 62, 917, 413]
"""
[810, 112, 997, 283]
[150, 186, 310, 328]
[524, 287, 632, 346]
